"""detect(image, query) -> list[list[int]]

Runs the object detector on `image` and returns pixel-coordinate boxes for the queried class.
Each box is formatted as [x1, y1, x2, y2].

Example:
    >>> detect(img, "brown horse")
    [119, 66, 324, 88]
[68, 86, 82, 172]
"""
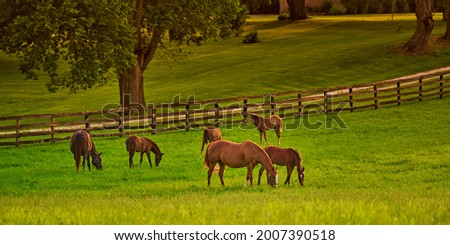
[70, 130, 103, 172]
[200, 126, 222, 154]
[249, 113, 283, 146]
[126, 135, 164, 169]
[258, 146, 305, 186]
[204, 140, 278, 187]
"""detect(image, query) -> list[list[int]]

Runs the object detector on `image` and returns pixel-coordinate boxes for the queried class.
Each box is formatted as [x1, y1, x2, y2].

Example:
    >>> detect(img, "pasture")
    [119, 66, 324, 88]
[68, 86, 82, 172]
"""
[0, 14, 449, 224]
[0, 97, 449, 224]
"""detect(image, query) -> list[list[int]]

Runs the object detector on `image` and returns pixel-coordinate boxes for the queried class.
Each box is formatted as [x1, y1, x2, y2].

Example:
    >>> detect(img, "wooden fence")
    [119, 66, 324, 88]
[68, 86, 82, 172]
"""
[0, 67, 449, 147]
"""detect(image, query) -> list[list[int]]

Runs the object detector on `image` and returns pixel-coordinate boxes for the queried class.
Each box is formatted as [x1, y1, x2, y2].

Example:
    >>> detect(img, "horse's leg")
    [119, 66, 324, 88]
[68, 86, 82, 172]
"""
[218, 163, 225, 186]
[285, 164, 293, 185]
[146, 150, 152, 168]
[246, 165, 254, 187]
[263, 130, 270, 146]
[259, 130, 263, 145]
[276, 128, 281, 146]
[207, 162, 216, 187]
[86, 152, 91, 171]
[129, 150, 135, 169]
[139, 152, 144, 167]
[257, 166, 265, 185]
[74, 154, 81, 172]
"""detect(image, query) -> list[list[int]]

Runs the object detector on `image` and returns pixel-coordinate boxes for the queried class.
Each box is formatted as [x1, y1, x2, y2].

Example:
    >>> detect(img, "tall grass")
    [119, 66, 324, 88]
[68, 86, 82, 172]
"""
[0, 97, 449, 224]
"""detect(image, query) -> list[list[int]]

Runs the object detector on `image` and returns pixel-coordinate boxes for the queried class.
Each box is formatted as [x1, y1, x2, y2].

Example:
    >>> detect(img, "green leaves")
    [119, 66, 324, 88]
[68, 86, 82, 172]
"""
[0, 0, 135, 93]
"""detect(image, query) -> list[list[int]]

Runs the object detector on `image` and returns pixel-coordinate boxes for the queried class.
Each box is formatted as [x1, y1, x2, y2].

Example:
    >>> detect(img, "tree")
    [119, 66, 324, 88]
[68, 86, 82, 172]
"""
[403, 0, 434, 54]
[0, 0, 243, 109]
[286, 0, 307, 20]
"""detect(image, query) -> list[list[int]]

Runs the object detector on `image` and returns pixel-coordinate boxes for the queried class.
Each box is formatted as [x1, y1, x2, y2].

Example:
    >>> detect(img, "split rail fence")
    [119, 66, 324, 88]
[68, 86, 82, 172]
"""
[0, 67, 449, 147]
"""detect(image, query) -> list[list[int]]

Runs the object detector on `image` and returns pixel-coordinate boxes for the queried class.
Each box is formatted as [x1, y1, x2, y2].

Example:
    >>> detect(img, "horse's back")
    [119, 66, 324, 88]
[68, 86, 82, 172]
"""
[264, 146, 297, 166]
[70, 130, 91, 154]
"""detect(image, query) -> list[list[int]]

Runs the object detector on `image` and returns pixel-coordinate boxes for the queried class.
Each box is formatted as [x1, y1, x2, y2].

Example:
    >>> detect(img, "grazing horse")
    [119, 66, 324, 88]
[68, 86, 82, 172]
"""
[204, 140, 278, 187]
[258, 146, 305, 186]
[126, 135, 164, 169]
[70, 130, 103, 172]
[249, 113, 283, 146]
[200, 126, 222, 154]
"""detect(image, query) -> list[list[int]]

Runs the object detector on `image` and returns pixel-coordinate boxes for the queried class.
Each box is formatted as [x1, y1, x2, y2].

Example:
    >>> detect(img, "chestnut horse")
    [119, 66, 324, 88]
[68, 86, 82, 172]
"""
[204, 140, 278, 187]
[200, 126, 222, 154]
[126, 135, 164, 169]
[70, 130, 103, 172]
[258, 146, 305, 186]
[249, 113, 283, 146]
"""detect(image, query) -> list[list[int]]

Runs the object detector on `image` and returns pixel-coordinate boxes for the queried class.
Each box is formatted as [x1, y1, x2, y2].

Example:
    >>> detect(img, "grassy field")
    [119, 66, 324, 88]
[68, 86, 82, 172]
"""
[0, 14, 449, 116]
[0, 97, 449, 224]
[0, 14, 449, 225]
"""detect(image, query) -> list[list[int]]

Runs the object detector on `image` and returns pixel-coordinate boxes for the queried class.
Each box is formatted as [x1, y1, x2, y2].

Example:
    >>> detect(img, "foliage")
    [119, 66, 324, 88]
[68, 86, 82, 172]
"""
[0, 0, 246, 95]
[231, 4, 250, 37]
[0, 0, 135, 93]
[0, 97, 449, 224]
[243, 31, 260, 43]
[328, 4, 347, 15]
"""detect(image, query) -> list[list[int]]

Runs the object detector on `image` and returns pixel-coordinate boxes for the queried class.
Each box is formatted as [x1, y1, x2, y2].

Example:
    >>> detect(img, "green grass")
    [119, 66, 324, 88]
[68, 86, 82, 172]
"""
[0, 97, 449, 224]
[0, 14, 449, 116]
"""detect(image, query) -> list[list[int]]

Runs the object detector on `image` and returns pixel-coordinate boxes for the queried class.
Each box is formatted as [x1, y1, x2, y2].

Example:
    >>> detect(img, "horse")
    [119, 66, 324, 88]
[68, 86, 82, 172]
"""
[258, 146, 304, 186]
[203, 140, 278, 187]
[70, 130, 103, 172]
[200, 126, 222, 154]
[249, 113, 283, 146]
[125, 135, 164, 169]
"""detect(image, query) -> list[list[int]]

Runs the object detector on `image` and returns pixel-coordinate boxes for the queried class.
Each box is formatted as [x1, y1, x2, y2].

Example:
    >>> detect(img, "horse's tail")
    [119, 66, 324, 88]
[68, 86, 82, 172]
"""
[200, 128, 209, 155]
[203, 143, 210, 169]
[275, 116, 283, 133]
[278, 117, 283, 132]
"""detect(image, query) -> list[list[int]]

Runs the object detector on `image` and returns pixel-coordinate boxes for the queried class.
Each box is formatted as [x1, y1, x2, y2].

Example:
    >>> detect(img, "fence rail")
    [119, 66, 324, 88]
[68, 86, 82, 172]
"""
[1, 67, 449, 147]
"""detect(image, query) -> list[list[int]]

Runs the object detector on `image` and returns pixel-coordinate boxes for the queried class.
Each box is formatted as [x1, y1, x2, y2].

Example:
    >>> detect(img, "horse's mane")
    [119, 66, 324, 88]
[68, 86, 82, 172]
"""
[290, 148, 302, 169]
[145, 137, 161, 154]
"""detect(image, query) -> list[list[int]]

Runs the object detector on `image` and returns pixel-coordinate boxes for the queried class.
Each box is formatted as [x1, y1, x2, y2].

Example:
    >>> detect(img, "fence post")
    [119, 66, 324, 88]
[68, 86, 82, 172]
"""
[323, 90, 328, 114]
[185, 103, 190, 131]
[242, 99, 247, 123]
[374, 85, 378, 109]
[440, 74, 444, 99]
[419, 79, 423, 102]
[84, 113, 90, 132]
[151, 107, 157, 134]
[214, 102, 220, 127]
[397, 81, 401, 106]
[270, 95, 275, 115]
[50, 116, 56, 143]
[15, 117, 21, 147]
[298, 92, 302, 115]
[118, 108, 124, 137]
[349, 87, 354, 112]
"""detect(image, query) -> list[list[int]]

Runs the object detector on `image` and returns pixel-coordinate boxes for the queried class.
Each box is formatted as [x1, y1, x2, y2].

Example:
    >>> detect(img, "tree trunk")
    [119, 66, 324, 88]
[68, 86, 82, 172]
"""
[404, 0, 434, 54]
[119, 63, 146, 110]
[286, 0, 307, 20]
[445, 15, 450, 40]
[445, 8, 450, 40]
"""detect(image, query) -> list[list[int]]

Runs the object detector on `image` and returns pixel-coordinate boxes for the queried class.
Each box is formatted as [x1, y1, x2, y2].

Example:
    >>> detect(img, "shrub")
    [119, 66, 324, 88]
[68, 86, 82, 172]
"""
[243, 31, 259, 44]
[231, 4, 249, 37]
[328, 4, 347, 15]
[277, 13, 290, 21]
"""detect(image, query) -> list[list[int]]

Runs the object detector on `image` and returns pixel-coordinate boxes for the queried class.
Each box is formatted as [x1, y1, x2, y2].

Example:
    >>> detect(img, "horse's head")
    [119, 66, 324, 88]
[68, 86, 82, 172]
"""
[299, 167, 305, 186]
[267, 167, 278, 187]
[92, 152, 103, 170]
[155, 153, 164, 167]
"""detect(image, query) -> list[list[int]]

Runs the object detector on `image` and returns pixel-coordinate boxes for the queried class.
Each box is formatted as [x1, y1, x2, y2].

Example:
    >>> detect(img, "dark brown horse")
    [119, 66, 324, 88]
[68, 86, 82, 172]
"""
[126, 135, 164, 169]
[249, 113, 283, 146]
[204, 140, 278, 187]
[200, 126, 222, 154]
[258, 146, 304, 186]
[70, 130, 103, 172]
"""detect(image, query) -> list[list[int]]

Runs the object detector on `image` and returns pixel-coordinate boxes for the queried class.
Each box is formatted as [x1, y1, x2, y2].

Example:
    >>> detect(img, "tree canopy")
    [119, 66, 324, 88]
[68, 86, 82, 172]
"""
[0, 0, 245, 108]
